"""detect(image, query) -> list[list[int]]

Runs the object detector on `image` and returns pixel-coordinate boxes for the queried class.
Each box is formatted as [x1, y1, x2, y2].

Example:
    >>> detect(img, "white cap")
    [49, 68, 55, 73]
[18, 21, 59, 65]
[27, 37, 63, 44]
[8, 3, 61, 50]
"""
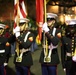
[47, 13, 57, 18]
[19, 18, 30, 23]
[0, 24, 5, 29]
[66, 19, 76, 25]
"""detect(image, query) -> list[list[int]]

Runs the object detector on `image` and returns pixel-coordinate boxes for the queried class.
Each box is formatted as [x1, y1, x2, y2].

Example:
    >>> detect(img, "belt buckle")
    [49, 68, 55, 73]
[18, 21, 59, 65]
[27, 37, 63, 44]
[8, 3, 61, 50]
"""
[16, 56, 22, 62]
[44, 57, 51, 63]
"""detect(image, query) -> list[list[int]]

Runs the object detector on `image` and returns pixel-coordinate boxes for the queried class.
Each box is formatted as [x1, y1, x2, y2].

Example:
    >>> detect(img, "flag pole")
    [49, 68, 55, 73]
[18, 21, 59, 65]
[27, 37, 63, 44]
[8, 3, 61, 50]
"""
[43, 0, 48, 60]
[17, 0, 20, 26]
[14, 0, 28, 62]
[15, 0, 20, 58]
[44, 0, 47, 23]
[14, 0, 20, 60]
[43, 0, 50, 62]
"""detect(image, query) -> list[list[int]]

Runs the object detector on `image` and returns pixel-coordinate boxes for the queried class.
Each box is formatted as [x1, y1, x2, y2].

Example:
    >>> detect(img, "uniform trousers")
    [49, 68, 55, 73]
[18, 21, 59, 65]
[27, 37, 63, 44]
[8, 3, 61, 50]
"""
[41, 64, 57, 75]
[66, 61, 76, 75]
[0, 65, 6, 75]
[15, 65, 30, 75]
[66, 69, 76, 75]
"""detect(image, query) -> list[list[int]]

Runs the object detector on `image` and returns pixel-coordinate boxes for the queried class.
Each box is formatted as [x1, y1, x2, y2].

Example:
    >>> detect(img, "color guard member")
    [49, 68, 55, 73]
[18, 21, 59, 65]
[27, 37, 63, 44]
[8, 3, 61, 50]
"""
[39, 13, 61, 75]
[10, 18, 35, 75]
[0, 24, 10, 75]
[61, 19, 76, 75]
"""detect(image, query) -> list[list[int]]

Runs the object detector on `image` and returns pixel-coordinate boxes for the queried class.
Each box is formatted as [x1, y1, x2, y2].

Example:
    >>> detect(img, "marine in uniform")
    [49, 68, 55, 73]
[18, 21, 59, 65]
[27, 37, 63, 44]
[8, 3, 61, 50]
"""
[0, 24, 10, 75]
[61, 19, 76, 75]
[39, 13, 61, 75]
[4, 25, 11, 66]
[10, 18, 35, 75]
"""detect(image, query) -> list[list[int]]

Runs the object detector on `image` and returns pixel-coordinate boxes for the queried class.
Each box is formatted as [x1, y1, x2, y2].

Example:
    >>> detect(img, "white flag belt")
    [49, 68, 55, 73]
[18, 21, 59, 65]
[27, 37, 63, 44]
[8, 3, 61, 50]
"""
[52, 28, 56, 36]
[48, 44, 58, 57]
[24, 32, 30, 42]
[0, 50, 5, 53]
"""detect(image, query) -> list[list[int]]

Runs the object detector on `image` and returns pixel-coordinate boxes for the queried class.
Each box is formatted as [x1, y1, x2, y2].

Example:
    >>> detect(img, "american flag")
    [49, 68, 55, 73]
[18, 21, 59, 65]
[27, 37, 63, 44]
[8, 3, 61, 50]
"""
[14, 0, 27, 28]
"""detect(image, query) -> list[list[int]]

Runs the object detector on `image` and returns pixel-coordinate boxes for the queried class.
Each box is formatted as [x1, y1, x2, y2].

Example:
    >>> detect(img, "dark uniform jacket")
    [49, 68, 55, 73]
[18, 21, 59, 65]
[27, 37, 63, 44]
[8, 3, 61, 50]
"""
[39, 27, 61, 65]
[9, 30, 35, 66]
[0, 35, 9, 65]
[61, 35, 76, 70]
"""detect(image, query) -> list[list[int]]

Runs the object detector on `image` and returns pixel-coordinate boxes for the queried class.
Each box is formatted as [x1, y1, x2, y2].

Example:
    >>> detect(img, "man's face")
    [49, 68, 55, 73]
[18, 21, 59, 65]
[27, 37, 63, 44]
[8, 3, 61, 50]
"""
[69, 27, 75, 34]
[47, 20, 55, 29]
[66, 25, 76, 35]
[19, 23, 28, 31]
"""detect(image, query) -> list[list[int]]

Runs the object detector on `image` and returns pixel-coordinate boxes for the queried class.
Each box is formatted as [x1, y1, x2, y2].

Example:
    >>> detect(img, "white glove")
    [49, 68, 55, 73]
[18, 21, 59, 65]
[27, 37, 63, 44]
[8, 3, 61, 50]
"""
[13, 26, 20, 33]
[63, 68, 66, 72]
[15, 32, 20, 37]
[42, 22, 49, 32]
[13, 26, 20, 37]
[72, 55, 76, 62]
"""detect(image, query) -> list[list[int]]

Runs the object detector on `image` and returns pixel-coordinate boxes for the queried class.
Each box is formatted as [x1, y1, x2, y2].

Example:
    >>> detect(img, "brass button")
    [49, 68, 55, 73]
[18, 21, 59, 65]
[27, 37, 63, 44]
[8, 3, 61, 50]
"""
[72, 48, 73, 50]
[72, 43, 74, 44]
[72, 37, 74, 39]
[72, 40, 74, 42]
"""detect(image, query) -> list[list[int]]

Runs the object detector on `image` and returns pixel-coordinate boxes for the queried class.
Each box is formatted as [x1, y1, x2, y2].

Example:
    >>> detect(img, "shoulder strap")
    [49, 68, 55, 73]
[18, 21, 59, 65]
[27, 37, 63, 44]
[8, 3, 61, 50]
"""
[24, 32, 30, 42]
[52, 27, 56, 36]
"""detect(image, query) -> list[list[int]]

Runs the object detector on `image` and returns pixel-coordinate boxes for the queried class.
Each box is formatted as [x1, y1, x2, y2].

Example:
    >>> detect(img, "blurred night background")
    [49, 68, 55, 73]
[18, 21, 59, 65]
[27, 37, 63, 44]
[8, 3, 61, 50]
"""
[0, 0, 76, 30]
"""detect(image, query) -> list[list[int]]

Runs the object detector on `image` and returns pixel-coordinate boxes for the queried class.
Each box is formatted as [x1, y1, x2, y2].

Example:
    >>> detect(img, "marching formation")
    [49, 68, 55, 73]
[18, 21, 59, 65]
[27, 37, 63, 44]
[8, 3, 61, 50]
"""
[0, 0, 76, 75]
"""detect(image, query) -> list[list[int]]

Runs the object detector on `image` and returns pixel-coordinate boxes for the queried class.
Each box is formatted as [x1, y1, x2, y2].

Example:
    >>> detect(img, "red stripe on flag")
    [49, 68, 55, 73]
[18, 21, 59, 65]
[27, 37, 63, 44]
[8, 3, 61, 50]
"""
[14, 4, 17, 17]
[14, 22, 17, 28]
[19, 3, 26, 18]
